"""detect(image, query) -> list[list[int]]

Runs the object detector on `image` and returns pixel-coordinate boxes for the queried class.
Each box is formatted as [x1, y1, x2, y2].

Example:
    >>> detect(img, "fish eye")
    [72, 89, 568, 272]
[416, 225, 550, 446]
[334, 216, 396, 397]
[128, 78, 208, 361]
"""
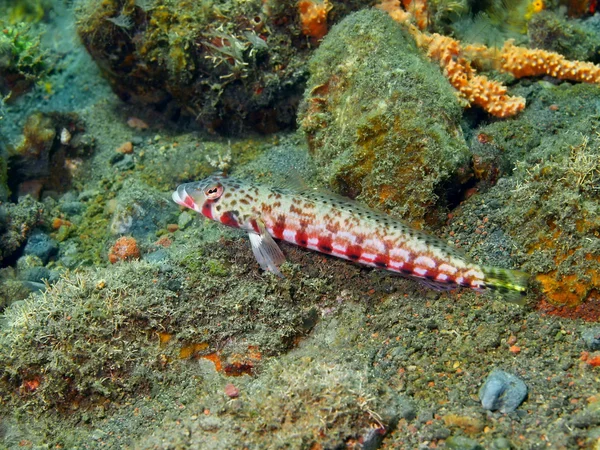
[205, 183, 224, 200]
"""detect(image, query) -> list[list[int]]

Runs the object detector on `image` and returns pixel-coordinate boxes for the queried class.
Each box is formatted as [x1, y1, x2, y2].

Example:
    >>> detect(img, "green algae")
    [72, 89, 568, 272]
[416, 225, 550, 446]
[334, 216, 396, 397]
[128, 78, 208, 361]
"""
[0, 20, 47, 98]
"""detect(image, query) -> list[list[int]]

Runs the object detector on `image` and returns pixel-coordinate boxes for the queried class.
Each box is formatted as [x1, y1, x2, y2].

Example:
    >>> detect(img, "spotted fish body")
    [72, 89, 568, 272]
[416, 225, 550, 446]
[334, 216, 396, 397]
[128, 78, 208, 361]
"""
[172, 175, 528, 299]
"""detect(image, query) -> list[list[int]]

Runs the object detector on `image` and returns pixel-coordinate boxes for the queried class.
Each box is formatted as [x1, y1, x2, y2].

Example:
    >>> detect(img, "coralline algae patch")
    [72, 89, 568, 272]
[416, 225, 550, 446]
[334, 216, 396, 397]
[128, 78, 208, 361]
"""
[532, 237, 600, 318]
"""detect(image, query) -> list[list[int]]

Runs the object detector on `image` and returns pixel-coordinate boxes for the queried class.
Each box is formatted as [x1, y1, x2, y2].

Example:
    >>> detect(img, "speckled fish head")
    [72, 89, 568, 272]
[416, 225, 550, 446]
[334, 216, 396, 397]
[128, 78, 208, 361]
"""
[172, 174, 245, 227]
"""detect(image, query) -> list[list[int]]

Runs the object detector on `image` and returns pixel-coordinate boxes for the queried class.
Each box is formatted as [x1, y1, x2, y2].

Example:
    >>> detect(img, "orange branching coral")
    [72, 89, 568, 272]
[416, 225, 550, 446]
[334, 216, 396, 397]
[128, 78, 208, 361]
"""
[378, 1, 600, 117]
[498, 39, 600, 82]
[298, 0, 332, 40]
[377, 0, 412, 23]
[378, 0, 427, 29]
[402, 0, 428, 29]
[413, 33, 526, 118]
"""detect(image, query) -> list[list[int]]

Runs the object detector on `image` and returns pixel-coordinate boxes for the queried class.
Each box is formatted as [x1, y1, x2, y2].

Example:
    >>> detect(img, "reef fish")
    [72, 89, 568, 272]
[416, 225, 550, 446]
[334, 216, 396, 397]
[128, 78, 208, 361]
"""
[172, 174, 528, 300]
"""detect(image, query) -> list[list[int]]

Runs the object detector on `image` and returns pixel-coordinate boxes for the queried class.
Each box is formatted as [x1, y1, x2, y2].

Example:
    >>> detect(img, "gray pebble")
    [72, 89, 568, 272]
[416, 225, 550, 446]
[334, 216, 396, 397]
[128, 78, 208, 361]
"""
[60, 201, 85, 215]
[144, 249, 169, 263]
[446, 435, 484, 450]
[178, 211, 193, 230]
[479, 369, 528, 413]
[581, 327, 600, 351]
[490, 437, 513, 450]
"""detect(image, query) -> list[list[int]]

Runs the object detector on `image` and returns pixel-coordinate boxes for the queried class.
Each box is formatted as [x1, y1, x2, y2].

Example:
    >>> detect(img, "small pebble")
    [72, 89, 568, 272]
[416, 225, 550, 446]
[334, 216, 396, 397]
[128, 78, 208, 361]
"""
[178, 211, 193, 229]
[445, 435, 484, 450]
[224, 383, 239, 398]
[581, 327, 600, 351]
[116, 141, 133, 154]
[479, 368, 527, 413]
[127, 117, 149, 130]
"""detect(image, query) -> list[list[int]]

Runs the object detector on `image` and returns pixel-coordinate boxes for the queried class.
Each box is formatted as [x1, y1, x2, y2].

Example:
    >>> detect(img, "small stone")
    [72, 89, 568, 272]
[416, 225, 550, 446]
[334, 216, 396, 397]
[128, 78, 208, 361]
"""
[479, 368, 528, 413]
[446, 435, 485, 450]
[581, 327, 600, 351]
[489, 437, 513, 450]
[166, 223, 179, 232]
[178, 211, 193, 229]
[144, 249, 169, 264]
[224, 383, 239, 398]
[127, 117, 149, 130]
[116, 141, 133, 154]
[59, 201, 85, 215]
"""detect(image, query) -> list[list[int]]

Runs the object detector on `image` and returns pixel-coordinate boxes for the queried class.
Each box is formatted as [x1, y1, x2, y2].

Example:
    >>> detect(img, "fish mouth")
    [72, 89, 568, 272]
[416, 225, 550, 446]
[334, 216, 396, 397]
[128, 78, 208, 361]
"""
[171, 185, 186, 206]
[172, 184, 197, 210]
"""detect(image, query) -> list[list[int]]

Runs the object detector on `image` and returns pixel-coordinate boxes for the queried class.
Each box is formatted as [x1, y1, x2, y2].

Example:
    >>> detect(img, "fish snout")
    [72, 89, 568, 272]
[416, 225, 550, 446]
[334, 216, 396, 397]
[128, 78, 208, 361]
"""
[172, 184, 200, 211]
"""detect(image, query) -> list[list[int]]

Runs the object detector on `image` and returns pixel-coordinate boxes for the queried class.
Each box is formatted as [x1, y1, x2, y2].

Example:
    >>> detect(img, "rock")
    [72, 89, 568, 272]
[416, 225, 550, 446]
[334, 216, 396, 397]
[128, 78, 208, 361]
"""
[23, 231, 58, 264]
[581, 326, 600, 351]
[445, 435, 485, 450]
[489, 437, 513, 450]
[60, 200, 85, 216]
[479, 369, 528, 413]
[144, 249, 169, 264]
[298, 9, 471, 226]
[109, 179, 173, 242]
[177, 211, 193, 230]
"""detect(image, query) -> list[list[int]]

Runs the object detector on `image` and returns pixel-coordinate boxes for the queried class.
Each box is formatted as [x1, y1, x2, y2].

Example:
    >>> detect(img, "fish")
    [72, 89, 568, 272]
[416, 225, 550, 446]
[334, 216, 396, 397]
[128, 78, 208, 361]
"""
[172, 174, 529, 302]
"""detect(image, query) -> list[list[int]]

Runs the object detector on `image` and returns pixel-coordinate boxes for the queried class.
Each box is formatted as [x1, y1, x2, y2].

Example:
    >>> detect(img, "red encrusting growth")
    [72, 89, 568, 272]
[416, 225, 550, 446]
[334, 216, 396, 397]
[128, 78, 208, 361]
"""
[108, 236, 140, 264]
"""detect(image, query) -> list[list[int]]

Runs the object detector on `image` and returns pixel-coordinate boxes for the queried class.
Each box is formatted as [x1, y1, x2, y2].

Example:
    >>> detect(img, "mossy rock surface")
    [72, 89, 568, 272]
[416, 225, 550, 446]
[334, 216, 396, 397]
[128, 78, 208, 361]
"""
[299, 9, 471, 227]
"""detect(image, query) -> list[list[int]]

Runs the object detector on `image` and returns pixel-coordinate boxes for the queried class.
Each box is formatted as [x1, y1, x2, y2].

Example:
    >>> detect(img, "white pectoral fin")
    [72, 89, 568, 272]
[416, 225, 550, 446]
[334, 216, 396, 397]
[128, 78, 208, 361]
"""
[248, 219, 286, 277]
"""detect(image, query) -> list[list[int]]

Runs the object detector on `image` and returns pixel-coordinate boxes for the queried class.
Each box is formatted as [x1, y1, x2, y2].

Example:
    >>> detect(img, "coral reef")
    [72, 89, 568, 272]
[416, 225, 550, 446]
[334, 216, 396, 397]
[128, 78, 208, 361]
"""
[379, 0, 600, 117]
[0, 195, 47, 265]
[73, 0, 365, 134]
[299, 9, 471, 226]
[3, 0, 600, 448]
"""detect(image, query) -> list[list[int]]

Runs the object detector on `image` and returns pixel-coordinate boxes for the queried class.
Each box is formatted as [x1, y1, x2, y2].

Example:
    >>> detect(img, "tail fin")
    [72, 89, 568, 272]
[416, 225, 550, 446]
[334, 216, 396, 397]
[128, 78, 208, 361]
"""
[482, 266, 530, 305]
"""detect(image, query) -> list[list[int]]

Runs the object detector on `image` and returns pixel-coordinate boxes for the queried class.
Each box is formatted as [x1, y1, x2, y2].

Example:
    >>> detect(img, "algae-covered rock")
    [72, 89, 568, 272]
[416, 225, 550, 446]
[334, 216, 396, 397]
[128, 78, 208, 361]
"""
[0, 196, 46, 264]
[74, 0, 372, 134]
[299, 9, 471, 227]
[528, 11, 600, 62]
[108, 178, 175, 242]
[458, 82, 600, 312]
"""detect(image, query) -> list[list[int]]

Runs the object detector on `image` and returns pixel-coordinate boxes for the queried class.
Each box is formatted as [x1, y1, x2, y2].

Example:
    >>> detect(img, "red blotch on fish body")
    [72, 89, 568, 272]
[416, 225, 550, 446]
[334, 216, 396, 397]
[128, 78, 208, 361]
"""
[345, 244, 362, 261]
[295, 229, 309, 247]
[317, 235, 333, 253]
[373, 254, 389, 268]
[220, 212, 239, 228]
[272, 216, 286, 239]
[183, 194, 196, 210]
[201, 200, 214, 220]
